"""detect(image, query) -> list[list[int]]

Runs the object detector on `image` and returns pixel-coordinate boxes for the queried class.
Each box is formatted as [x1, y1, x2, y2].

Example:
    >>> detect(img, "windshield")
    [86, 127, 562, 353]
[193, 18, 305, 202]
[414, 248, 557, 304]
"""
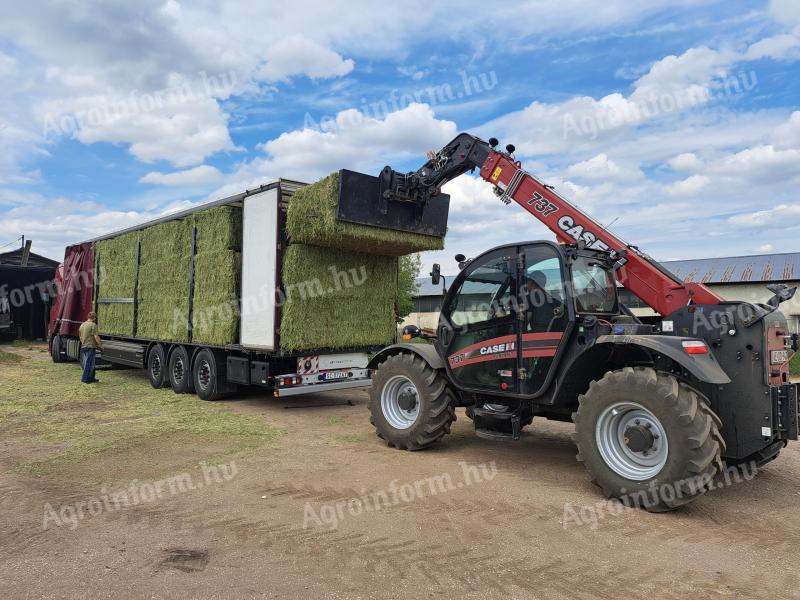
[572, 257, 617, 314]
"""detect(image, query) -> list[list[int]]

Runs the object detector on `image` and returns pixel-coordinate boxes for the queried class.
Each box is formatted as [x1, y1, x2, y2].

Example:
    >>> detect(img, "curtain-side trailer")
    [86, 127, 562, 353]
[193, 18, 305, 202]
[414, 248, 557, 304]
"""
[49, 180, 375, 400]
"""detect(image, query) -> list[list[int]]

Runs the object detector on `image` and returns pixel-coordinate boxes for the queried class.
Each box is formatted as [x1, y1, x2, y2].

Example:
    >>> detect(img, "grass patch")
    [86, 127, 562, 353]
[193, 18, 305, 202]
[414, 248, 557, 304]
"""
[11, 339, 28, 347]
[0, 350, 23, 363]
[280, 244, 398, 351]
[286, 172, 445, 256]
[791, 352, 800, 379]
[0, 358, 284, 476]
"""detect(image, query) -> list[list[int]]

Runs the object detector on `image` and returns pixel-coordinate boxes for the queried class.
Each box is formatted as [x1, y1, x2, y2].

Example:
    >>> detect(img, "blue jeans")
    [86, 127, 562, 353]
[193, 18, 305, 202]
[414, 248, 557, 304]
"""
[81, 348, 96, 383]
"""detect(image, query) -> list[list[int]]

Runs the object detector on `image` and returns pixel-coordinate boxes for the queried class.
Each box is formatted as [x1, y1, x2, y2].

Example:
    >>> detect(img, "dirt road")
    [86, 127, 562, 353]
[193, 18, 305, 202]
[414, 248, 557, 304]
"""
[1, 344, 799, 599]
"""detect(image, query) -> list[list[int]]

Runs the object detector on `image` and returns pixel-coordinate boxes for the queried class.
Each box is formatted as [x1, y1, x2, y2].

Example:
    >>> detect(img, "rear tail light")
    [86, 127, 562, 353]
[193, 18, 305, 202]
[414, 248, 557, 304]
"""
[682, 340, 709, 355]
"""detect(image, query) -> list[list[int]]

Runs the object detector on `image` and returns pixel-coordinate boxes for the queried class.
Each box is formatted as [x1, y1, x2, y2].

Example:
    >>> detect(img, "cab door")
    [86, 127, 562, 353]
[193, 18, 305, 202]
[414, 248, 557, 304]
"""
[440, 247, 520, 394]
[518, 243, 570, 395]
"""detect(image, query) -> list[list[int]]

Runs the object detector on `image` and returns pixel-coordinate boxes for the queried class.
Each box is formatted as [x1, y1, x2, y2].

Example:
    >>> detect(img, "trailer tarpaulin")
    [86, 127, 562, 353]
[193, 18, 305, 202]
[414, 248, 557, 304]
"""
[51, 242, 94, 337]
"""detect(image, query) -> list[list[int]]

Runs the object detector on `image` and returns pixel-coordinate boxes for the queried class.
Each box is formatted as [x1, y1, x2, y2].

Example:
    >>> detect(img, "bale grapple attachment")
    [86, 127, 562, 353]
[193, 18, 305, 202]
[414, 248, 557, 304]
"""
[335, 168, 450, 237]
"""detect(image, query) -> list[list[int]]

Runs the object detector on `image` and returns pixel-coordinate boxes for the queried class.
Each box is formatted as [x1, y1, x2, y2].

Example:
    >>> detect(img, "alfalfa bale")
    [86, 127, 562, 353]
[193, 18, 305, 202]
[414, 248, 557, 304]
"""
[192, 251, 241, 345]
[279, 244, 398, 351]
[136, 219, 192, 341]
[137, 256, 191, 341]
[286, 172, 445, 256]
[193, 205, 242, 254]
[95, 232, 139, 335]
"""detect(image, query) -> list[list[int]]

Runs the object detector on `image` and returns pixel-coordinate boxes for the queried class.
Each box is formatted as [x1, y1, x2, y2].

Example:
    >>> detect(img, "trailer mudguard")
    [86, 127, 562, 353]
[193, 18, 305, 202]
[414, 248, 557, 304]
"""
[595, 334, 731, 385]
[368, 342, 445, 371]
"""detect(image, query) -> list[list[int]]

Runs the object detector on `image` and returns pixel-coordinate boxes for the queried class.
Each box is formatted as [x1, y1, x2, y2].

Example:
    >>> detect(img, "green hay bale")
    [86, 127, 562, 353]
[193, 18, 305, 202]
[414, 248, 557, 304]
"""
[137, 255, 191, 342]
[140, 220, 191, 263]
[96, 232, 139, 335]
[97, 303, 135, 337]
[286, 172, 445, 256]
[193, 205, 242, 254]
[192, 251, 241, 345]
[279, 244, 398, 351]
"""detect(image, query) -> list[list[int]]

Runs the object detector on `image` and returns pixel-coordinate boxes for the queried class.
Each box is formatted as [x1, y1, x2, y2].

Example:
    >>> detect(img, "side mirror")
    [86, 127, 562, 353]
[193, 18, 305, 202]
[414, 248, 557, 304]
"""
[402, 324, 421, 341]
[430, 263, 441, 286]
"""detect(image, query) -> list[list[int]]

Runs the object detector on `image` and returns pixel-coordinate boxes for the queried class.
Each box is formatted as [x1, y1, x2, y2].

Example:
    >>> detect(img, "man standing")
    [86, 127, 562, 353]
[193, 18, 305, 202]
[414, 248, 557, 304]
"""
[79, 312, 102, 384]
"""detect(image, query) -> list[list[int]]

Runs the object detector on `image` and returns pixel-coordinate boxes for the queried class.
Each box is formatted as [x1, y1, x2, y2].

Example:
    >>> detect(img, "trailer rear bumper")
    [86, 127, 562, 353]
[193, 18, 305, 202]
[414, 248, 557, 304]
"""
[273, 377, 372, 397]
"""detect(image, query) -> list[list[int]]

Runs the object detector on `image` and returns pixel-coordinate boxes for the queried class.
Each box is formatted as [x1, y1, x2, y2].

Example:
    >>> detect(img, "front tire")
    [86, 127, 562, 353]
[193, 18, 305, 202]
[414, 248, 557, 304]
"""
[51, 335, 65, 363]
[369, 353, 456, 451]
[573, 367, 724, 512]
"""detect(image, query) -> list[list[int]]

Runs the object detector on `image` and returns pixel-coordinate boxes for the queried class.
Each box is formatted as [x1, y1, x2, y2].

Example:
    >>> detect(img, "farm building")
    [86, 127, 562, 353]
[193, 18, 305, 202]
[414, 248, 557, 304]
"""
[0, 245, 59, 340]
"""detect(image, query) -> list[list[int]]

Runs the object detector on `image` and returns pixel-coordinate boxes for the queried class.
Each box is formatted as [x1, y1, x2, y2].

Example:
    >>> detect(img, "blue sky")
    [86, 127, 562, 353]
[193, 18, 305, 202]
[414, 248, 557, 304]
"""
[1, 0, 799, 273]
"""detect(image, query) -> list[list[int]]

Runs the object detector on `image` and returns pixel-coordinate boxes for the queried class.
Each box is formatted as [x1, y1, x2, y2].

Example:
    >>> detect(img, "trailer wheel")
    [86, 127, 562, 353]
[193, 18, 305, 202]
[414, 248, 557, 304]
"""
[51, 335, 65, 363]
[146, 344, 169, 389]
[168, 346, 195, 394]
[573, 367, 724, 512]
[193, 348, 224, 401]
[369, 353, 456, 451]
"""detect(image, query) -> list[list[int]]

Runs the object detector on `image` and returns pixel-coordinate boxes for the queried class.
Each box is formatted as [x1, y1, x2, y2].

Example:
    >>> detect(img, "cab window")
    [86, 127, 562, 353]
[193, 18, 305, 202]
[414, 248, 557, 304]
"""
[572, 257, 617, 314]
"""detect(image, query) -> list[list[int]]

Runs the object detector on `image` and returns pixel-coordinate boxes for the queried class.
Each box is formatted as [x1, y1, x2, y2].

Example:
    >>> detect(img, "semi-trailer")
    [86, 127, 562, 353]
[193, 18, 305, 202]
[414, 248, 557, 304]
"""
[48, 179, 406, 399]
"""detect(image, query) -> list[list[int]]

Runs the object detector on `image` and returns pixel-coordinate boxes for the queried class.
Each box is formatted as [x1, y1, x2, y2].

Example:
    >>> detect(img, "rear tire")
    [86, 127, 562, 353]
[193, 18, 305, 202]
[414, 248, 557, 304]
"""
[147, 344, 169, 389]
[369, 353, 456, 451]
[51, 335, 65, 363]
[193, 348, 224, 401]
[573, 367, 724, 512]
[168, 345, 195, 394]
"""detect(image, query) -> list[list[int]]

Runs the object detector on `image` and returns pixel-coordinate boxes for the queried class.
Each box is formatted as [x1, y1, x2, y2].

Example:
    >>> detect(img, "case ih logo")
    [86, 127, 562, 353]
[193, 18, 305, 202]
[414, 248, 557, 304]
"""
[480, 342, 515, 355]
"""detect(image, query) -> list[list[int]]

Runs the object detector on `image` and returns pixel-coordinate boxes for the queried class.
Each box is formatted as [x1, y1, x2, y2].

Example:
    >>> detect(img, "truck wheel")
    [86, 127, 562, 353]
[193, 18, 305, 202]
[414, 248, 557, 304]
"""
[168, 346, 195, 394]
[51, 335, 65, 363]
[146, 344, 169, 389]
[193, 348, 224, 401]
[369, 353, 456, 451]
[573, 367, 724, 512]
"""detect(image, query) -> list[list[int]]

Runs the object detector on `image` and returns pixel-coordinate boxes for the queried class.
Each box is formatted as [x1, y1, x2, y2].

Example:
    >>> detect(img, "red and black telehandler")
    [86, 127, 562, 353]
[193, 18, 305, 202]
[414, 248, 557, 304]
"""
[336, 133, 799, 510]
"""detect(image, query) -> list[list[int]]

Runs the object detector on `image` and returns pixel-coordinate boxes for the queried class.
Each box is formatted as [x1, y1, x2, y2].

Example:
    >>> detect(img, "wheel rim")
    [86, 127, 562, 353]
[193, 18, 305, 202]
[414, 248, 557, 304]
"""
[595, 401, 669, 481]
[198, 360, 212, 391]
[381, 375, 420, 430]
[173, 356, 185, 384]
[151, 355, 162, 381]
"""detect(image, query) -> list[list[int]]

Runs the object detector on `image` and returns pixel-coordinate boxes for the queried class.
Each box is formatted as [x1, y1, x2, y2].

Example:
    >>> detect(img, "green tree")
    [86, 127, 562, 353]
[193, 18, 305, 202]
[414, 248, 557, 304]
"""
[397, 254, 422, 321]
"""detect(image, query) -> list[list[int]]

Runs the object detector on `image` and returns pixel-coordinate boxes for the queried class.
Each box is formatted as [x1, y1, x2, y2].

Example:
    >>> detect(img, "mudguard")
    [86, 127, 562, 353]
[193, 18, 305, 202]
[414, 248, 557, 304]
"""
[367, 342, 445, 370]
[596, 334, 731, 385]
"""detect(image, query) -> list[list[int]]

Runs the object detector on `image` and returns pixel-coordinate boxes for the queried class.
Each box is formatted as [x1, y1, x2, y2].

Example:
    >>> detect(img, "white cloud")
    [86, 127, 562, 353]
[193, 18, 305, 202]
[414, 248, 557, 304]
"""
[757, 243, 776, 252]
[566, 153, 642, 181]
[745, 31, 800, 61]
[665, 174, 709, 196]
[769, 0, 800, 26]
[257, 35, 354, 82]
[0, 52, 16, 77]
[140, 165, 222, 186]
[772, 110, 800, 148]
[710, 145, 800, 181]
[728, 204, 800, 229]
[216, 103, 457, 189]
[667, 152, 704, 172]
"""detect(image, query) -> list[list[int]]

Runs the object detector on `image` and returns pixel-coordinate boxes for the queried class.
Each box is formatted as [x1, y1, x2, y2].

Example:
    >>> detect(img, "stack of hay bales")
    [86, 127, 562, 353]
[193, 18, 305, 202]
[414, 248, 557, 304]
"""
[95, 232, 139, 336]
[282, 171, 444, 351]
[137, 220, 193, 341]
[191, 205, 242, 345]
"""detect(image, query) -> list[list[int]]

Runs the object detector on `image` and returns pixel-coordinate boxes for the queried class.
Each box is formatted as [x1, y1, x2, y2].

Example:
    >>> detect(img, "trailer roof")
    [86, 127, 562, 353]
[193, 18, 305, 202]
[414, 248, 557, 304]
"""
[73, 178, 307, 246]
